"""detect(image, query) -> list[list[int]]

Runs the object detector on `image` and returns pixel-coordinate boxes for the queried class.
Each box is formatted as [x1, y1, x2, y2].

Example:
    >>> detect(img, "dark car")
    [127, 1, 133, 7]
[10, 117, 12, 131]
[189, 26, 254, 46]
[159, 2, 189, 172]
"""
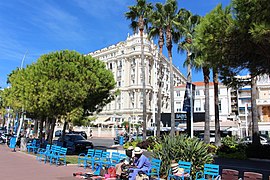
[56, 134, 93, 154]
[68, 131, 87, 139]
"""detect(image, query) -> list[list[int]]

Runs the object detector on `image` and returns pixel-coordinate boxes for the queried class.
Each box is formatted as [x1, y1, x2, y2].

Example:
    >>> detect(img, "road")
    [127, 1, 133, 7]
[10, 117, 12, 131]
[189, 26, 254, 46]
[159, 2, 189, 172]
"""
[90, 137, 270, 180]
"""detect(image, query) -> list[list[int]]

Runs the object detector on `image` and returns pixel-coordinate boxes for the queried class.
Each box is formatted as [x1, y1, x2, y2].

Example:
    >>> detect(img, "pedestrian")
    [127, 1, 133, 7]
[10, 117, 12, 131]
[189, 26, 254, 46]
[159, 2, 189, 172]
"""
[128, 147, 151, 180]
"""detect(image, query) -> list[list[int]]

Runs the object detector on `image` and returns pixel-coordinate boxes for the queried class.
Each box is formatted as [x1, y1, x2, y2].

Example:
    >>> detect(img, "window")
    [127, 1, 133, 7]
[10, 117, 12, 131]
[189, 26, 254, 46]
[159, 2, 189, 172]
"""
[219, 100, 221, 112]
[109, 63, 113, 70]
[195, 90, 200, 96]
[196, 107, 201, 111]
[176, 102, 181, 112]
[176, 91, 180, 97]
[118, 81, 121, 86]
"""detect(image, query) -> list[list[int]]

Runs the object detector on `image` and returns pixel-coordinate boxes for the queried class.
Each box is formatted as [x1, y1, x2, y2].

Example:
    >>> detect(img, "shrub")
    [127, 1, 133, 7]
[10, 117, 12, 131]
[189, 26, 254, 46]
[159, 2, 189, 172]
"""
[151, 134, 214, 178]
[137, 136, 156, 150]
[217, 136, 247, 160]
[123, 139, 141, 149]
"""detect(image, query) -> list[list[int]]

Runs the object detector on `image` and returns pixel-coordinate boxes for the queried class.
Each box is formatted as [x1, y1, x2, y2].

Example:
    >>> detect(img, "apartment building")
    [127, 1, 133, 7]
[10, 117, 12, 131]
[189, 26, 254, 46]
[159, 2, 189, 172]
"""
[174, 82, 237, 132]
[87, 32, 186, 127]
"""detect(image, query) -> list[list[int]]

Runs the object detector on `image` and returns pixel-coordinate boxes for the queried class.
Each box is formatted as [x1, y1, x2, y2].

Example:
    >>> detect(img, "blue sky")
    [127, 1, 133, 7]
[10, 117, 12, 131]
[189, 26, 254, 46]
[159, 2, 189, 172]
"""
[0, 0, 231, 88]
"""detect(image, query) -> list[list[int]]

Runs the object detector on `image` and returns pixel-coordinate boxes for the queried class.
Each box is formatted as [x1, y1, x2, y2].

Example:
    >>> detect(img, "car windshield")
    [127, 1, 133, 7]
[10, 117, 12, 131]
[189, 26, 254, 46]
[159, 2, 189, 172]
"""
[70, 134, 85, 141]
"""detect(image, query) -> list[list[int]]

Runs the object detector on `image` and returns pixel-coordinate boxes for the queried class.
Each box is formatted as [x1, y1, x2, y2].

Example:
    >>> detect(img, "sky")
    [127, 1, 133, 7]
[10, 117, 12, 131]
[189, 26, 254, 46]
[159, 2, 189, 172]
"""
[0, 0, 231, 88]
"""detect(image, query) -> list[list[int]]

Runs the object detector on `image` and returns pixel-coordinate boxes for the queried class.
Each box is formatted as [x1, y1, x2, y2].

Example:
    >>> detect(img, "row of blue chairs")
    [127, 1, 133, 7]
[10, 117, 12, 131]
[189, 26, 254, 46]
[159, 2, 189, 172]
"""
[78, 149, 127, 169]
[36, 144, 67, 166]
[78, 149, 162, 178]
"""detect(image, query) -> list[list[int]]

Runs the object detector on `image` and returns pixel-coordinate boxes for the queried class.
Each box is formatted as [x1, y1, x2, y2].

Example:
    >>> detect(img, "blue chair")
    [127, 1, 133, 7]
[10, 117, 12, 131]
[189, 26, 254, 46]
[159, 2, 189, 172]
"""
[78, 149, 95, 168]
[27, 139, 39, 153]
[36, 144, 51, 162]
[110, 152, 120, 167]
[78, 149, 95, 169]
[98, 151, 111, 168]
[119, 153, 127, 161]
[45, 145, 61, 164]
[168, 160, 192, 180]
[196, 164, 219, 180]
[147, 158, 161, 179]
[89, 149, 103, 170]
[52, 147, 67, 166]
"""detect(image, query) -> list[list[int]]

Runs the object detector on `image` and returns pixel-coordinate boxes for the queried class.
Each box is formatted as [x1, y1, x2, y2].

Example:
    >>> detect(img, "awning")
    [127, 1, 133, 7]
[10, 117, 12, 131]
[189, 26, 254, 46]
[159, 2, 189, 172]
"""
[93, 116, 111, 125]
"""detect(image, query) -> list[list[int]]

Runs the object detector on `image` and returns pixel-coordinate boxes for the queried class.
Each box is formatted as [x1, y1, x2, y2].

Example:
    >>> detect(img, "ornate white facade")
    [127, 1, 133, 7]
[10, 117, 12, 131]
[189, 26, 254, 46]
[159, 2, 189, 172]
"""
[88, 33, 186, 127]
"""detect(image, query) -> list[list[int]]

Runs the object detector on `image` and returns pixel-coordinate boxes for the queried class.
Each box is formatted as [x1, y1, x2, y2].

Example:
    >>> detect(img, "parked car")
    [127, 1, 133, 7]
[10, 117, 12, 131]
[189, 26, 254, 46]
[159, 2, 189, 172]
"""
[68, 131, 87, 139]
[55, 134, 93, 154]
[55, 130, 62, 137]
[198, 133, 216, 143]
[241, 136, 270, 145]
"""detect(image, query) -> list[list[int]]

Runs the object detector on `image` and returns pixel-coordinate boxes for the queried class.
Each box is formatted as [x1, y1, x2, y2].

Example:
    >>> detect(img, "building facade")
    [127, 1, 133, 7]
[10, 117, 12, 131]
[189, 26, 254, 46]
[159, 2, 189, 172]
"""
[88, 33, 186, 128]
[174, 82, 237, 132]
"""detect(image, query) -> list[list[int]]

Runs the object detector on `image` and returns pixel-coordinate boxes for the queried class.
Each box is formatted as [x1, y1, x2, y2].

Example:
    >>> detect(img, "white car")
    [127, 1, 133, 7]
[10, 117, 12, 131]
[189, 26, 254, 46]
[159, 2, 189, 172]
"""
[242, 136, 270, 145]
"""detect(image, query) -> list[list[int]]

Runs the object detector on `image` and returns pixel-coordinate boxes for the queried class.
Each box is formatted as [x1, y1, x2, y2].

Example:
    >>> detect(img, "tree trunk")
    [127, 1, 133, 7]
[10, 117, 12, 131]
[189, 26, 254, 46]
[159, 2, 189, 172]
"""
[166, 26, 175, 136]
[61, 120, 68, 143]
[156, 28, 164, 138]
[45, 117, 50, 141]
[139, 26, 147, 141]
[47, 118, 56, 144]
[39, 118, 44, 143]
[251, 75, 260, 145]
[203, 67, 210, 143]
[33, 119, 38, 137]
[186, 51, 192, 137]
[213, 69, 221, 146]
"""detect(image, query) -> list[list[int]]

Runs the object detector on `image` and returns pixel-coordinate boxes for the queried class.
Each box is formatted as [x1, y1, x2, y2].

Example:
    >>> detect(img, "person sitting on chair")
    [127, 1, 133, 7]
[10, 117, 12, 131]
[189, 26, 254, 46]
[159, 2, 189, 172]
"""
[129, 147, 151, 180]
[115, 146, 135, 179]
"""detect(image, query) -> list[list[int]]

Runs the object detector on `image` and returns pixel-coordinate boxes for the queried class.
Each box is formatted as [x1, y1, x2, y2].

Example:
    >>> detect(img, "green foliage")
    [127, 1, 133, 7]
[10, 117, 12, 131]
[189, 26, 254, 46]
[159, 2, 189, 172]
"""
[137, 136, 156, 150]
[152, 135, 214, 178]
[123, 139, 142, 149]
[217, 137, 247, 160]
[221, 136, 239, 148]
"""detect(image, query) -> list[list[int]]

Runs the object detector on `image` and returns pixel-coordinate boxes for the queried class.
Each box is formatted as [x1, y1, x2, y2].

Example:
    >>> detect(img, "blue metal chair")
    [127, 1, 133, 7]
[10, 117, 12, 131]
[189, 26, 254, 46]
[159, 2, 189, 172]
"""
[89, 149, 103, 170]
[36, 144, 51, 162]
[52, 147, 67, 166]
[195, 164, 220, 180]
[168, 160, 192, 180]
[78, 149, 95, 169]
[45, 145, 61, 164]
[147, 158, 161, 179]
[94, 151, 111, 168]
[110, 152, 120, 167]
[27, 139, 39, 153]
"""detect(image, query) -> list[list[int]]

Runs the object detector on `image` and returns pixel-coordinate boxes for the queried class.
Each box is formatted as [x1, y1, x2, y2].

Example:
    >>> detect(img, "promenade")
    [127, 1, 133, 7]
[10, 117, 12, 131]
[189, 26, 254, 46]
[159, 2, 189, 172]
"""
[0, 145, 89, 180]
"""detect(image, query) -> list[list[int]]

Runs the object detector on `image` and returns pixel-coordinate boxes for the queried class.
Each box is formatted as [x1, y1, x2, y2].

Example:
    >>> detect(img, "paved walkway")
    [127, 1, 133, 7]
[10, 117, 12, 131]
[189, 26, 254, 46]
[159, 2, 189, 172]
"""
[0, 144, 91, 180]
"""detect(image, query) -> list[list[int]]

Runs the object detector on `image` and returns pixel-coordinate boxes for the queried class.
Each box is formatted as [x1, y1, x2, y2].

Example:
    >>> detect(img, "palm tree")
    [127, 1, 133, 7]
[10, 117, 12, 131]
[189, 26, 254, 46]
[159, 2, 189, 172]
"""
[177, 10, 200, 137]
[160, 0, 183, 136]
[148, 2, 166, 138]
[125, 0, 153, 140]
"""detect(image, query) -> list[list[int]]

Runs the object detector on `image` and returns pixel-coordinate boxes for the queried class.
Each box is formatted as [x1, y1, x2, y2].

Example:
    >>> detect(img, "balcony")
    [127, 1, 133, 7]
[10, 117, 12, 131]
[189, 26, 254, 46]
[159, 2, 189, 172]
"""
[257, 99, 270, 106]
